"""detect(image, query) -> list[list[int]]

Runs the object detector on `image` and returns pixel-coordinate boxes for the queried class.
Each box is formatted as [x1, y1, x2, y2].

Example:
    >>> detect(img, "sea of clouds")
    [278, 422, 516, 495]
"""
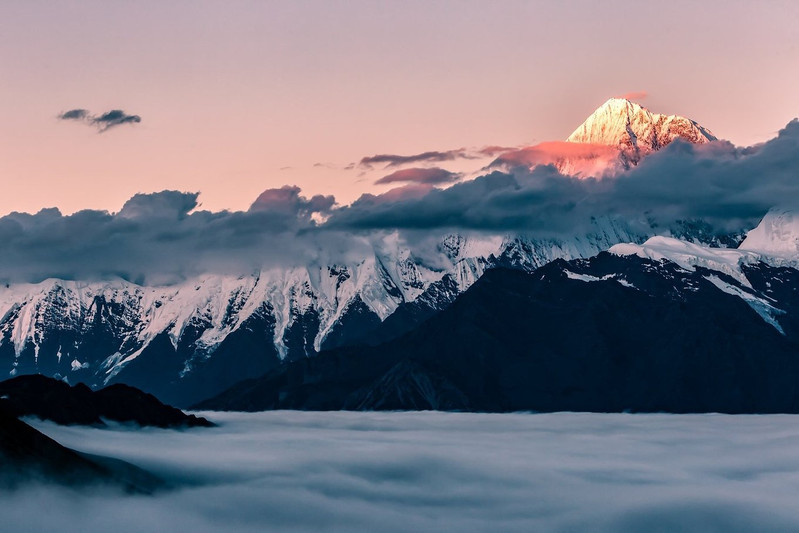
[4, 411, 799, 532]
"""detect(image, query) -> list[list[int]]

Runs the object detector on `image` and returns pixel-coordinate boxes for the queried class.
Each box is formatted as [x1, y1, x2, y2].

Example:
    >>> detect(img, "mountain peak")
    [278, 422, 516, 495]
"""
[566, 98, 716, 167]
[739, 208, 799, 261]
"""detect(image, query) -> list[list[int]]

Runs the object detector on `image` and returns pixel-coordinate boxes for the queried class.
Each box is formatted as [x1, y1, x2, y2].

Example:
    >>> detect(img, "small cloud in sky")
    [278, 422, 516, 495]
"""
[92, 110, 141, 131]
[57, 108, 141, 133]
[360, 149, 469, 169]
[57, 109, 91, 121]
[359, 146, 517, 170]
[619, 91, 648, 101]
[375, 167, 461, 186]
[478, 145, 518, 157]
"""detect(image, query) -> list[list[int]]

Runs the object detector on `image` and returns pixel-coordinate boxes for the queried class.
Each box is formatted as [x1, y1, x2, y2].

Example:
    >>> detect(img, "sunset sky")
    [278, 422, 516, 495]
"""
[2, 0, 798, 216]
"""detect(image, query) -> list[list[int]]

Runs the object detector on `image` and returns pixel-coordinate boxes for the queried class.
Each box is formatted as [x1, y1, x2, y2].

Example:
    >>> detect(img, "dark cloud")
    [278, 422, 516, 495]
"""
[359, 146, 518, 169]
[57, 108, 141, 132]
[91, 109, 141, 131]
[360, 148, 478, 169]
[9, 411, 799, 532]
[330, 120, 799, 236]
[0, 189, 356, 285]
[375, 167, 461, 185]
[57, 109, 90, 121]
[6, 119, 799, 283]
[360, 149, 467, 168]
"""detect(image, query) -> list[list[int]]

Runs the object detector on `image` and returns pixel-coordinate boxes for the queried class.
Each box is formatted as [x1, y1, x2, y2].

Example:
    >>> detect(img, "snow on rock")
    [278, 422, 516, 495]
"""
[703, 274, 785, 334]
[565, 271, 613, 282]
[0, 220, 653, 386]
[494, 99, 716, 178]
[739, 208, 799, 263]
[609, 235, 798, 333]
[566, 98, 716, 169]
[564, 270, 636, 289]
[610, 236, 761, 287]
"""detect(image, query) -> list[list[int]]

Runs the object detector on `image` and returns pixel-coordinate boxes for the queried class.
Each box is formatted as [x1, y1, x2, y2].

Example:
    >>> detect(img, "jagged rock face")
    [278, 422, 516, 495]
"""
[566, 98, 716, 169]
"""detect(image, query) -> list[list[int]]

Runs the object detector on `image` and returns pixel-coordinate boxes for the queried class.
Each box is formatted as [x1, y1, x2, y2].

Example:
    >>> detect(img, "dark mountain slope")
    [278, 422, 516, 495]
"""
[0, 403, 163, 492]
[196, 253, 799, 413]
[0, 374, 212, 427]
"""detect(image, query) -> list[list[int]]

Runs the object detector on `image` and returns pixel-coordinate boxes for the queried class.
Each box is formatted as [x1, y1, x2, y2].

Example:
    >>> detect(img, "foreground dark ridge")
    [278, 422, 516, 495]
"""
[0, 374, 213, 428]
[195, 253, 799, 413]
[0, 403, 164, 493]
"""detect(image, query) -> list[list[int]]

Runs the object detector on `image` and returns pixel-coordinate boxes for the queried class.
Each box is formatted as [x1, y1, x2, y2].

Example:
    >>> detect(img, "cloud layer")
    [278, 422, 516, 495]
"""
[8, 411, 799, 533]
[331, 120, 799, 235]
[0, 187, 361, 284]
[3, 119, 799, 283]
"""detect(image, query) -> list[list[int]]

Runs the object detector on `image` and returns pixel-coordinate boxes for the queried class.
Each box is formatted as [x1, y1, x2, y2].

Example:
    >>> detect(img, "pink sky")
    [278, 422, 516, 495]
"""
[1, 0, 798, 215]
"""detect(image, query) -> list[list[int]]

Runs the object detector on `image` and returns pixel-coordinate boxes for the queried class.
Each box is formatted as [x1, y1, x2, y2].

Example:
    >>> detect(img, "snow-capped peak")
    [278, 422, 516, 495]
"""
[739, 208, 799, 262]
[566, 98, 716, 166]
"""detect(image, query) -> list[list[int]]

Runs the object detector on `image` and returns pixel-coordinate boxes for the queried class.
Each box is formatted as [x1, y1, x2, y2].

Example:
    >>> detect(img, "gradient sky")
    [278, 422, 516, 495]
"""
[2, 0, 798, 216]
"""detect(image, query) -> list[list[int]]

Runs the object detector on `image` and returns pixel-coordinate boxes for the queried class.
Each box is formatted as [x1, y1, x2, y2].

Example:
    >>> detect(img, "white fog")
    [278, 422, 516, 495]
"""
[4, 411, 799, 532]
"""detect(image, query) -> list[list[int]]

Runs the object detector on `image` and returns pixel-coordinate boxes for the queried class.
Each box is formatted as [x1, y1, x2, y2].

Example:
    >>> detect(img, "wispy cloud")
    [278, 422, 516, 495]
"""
[619, 90, 648, 101]
[375, 167, 460, 185]
[359, 146, 518, 170]
[490, 141, 621, 177]
[360, 149, 469, 169]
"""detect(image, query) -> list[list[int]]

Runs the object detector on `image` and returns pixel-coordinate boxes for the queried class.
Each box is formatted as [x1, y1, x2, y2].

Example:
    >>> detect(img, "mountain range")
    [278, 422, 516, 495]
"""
[195, 226, 799, 413]
[3, 98, 789, 410]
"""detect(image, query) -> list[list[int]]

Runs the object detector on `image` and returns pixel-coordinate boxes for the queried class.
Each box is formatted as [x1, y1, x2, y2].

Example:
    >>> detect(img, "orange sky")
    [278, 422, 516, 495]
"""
[1, 0, 798, 216]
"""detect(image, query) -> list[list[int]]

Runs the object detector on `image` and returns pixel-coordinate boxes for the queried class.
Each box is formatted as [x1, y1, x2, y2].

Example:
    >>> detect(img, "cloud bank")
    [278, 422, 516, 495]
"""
[7, 411, 799, 533]
[331, 120, 799, 235]
[0, 187, 364, 285]
[4, 119, 799, 283]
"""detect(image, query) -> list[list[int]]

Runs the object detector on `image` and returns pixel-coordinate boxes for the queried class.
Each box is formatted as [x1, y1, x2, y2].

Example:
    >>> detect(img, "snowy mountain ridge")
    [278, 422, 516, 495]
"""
[0, 99, 752, 407]
[4, 209, 796, 407]
[0, 219, 648, 403]
[739, 208, 799, 261]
